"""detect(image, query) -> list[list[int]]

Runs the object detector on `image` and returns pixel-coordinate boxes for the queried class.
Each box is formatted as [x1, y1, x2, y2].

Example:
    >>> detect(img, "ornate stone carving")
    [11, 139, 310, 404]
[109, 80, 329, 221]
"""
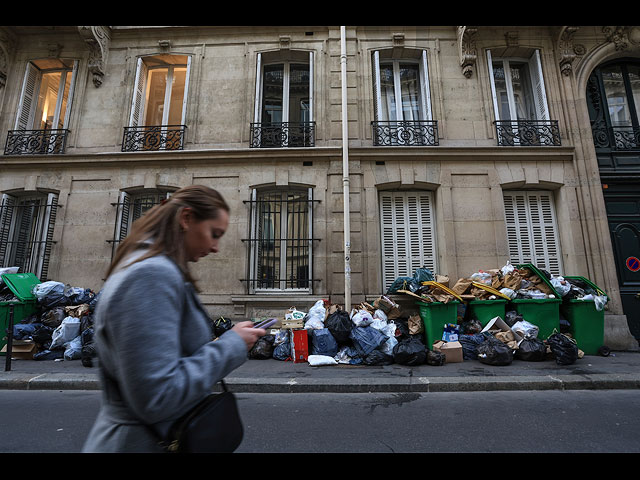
[557, 26, 580, 76]
[0, 27, 17, 90]
[603, 26, 629, 51]
[78, 26, 111, 87]
[457, 26, 478, 78]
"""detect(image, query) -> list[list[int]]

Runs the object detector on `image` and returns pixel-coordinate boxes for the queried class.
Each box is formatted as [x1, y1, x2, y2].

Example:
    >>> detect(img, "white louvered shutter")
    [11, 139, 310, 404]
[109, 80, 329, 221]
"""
[129, 58, 148, 127]
[486, 50, 501, 122]
[35, 193, 58, 280]
[528, 50, 550, 121]
[503, 191, 562, 275]
[0, 194, 16, 267]
[420, 50, 432, 121]
[372, 51, 382, 122]
[15, 62, 41, 130]
[380, 191, 437, 292]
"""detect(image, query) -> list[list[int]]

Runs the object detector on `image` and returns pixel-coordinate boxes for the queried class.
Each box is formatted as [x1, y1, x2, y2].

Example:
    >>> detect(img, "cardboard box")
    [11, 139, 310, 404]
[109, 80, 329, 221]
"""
[281, 319, 304, 330]
[1, 340, 38, 360]
[481, 316, 524, 347]
[432, 340, 463, 363]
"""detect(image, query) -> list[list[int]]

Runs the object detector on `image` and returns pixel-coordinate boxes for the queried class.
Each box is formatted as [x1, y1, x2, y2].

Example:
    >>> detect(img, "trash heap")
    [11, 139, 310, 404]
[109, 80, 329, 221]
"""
[7, 280, 99, 365]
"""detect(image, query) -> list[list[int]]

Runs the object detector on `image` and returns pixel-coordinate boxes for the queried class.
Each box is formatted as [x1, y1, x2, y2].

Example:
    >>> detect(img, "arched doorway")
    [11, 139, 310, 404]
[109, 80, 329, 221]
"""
[586, 58, 640, 342]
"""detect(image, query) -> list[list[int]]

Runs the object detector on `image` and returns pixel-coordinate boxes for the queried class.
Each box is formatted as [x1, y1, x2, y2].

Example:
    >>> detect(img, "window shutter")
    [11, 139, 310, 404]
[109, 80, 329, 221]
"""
[129, 57, 148, 127]
[308, 51, 314, 123]
[528, 50, 550, 121]
[248, 188, 258, 294]
[486, 50, 500, 122]
[503, 191, 562, 275]
[372, 51, 382, 122]
[254, 53, 262, 124]
[0, 194, 16, 267]
[420, 50, 432, 121]
[307, 187, 314, 294]
[116, 191, 131, 242]
[15, 62, 41, 130]
[61, 60, 79, 129]
[36, 193, 58, 280]
[181, 56, 192, 125]
[380, 191, 436, 292]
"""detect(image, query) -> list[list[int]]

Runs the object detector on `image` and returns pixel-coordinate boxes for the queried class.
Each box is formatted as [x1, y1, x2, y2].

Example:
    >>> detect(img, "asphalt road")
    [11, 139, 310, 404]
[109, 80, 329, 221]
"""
[1, 389, 639, 453]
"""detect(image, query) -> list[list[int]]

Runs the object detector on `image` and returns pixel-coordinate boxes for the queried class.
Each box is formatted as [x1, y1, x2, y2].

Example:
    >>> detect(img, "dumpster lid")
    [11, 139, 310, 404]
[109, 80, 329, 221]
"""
[0, 273, 41, 301]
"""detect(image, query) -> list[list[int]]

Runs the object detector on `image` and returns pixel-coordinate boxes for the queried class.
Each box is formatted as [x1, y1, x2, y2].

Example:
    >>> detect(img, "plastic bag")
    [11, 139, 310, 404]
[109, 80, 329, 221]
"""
[305, 300, 326, 330]
[459, 333, 487, 360]
[349, 326, 388, 357]
[476, 335, 513, 366]
[511, 320, 539, 339]
[469, 271, 492, 285]
[387, 276, 418, 294]
[272, 330, 292, 361]
[310, 328, 339, 357]
[351, 309, 374, 328]
[325, 310, 352, 344]
[501, 261, 515, 276]
[13, 323, 40, 340]
[426, 349, 446, 366]
[547, 332, 578, 365]
[212, 316, 233, 337]
[392, 337, 427, 366]
[413, 267, 434, 284]
[499, 288, 517, 299]
[308, 355, 338, 366]
[515, 337, 547, 361]
[64, 335, 83, 360]
[81, 327, 96, 367]
[248, 334, 275, 359]
[550, 276, 570, 297]
[50, 316, 81, 350]
[363, 349, 394, 366]
[33, 281, 65, 307]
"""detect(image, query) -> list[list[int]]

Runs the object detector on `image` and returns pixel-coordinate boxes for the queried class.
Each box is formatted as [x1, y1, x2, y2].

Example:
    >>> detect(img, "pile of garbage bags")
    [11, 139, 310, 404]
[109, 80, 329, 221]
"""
[11, 280, 99, 366]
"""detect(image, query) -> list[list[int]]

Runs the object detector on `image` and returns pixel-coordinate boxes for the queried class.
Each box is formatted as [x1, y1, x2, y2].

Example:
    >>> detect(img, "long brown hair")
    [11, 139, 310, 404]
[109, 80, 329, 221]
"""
[107, 185, 230, 288]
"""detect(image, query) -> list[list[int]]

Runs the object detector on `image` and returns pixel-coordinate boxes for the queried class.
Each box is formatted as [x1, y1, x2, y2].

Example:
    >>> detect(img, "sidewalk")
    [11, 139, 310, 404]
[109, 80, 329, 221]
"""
[1, 350, 640, 393]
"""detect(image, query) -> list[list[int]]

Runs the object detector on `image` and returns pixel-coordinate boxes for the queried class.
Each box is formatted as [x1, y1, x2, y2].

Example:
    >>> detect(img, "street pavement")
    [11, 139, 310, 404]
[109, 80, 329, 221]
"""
[1, 349, 640, 393]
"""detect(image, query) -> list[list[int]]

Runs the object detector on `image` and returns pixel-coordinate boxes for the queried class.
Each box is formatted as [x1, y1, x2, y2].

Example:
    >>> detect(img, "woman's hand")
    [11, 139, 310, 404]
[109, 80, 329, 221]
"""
[231, 321, 267, 351]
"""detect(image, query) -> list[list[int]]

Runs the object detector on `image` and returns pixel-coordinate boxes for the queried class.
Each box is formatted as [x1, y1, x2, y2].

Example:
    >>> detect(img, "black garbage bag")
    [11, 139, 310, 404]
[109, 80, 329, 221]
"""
[387, 276, 420, 294]
[476, 335, 513, 366]
[32, 324, 54, 345]
[311, 328, 339, 357]
[12, 323, 41, 340]
[325, 310, 353, 344]
[504, 310, 524, 327]
[459, 333, 487, 360]
[393, 317, 410, 340]
[459, 319, 482, 335]
[515, 337, 547, 361]
[426, 349, 446, 366]
[273, 330, 292, 361]
[33, 349, 64, 361]
[248, 334, 275, 359]
[547, 332, 578, 365]
[363, 349, 394, 366]
[41, 306, 66, 328]
[81, 327, 97, 367]
[350, 326, 388, 357]
[212, 316, 233, 338]
[392, 337, 427, 366]
[64, 286, 95, 306]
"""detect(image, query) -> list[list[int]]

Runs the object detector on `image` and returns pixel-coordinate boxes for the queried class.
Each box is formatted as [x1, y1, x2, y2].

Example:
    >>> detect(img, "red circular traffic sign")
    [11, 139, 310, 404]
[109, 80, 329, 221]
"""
[626, 256, 640, 272]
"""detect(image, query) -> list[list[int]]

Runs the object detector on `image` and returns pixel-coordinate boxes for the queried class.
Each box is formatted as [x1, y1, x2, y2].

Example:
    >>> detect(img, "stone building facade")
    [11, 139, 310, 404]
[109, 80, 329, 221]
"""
[0, 25, 638, 349]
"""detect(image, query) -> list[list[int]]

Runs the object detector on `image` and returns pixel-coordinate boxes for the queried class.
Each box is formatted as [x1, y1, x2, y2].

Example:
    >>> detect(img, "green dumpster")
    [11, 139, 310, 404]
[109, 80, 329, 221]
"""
[467, 299, 508, 328]
[560, 276, 607, 355]
[417, 300, 459, 350]
[0, 273, 41, 355]
[511, 264, 562, 339]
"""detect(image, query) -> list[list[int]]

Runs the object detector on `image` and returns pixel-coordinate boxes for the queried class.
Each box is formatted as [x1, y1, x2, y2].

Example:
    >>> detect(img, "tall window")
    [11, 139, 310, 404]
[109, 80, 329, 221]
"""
[252, 52, 314, 147]
[371, 50, 436, 146]
[503, 191, 562, 276]
[110, 190, 171, 258]
[0, 192, 58, 280]
[247, 188, 314, 292]
[379, 191, 437, 292]
[124, 55, 191, 151]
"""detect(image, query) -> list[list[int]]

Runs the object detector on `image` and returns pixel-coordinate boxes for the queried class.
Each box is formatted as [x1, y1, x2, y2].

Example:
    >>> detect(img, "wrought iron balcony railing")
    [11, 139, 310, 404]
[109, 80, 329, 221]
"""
[494, 120, 561, 146]
[591, 125, 640, 150]
[4, 129, 69, 155]
[250, 122, 315, 148]
[371, 120, 439, 146]
[122, 125, 187, 152]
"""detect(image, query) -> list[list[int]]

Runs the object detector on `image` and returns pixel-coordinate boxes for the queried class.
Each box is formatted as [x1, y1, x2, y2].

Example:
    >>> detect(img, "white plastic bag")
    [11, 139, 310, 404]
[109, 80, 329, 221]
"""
[511, 320, 539, 339]
[304, 300, 326, 330]
[32, 281, 65, 302]
[351, 309, 373, 327]
[551, 276, 570, 297]
[308, 354, 338, 366]
[500, 261, 515, 275]
[64, 335, 83, 360]
[50, 316, 81, 350]
[499, 288, 516, 299]
[469, 271, 492, 285]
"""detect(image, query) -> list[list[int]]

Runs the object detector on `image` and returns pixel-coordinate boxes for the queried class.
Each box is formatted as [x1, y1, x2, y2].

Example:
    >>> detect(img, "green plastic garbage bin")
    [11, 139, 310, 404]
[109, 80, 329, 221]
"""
[560, 276, 607, 355]
[0, 273, 41, 355]
[417, 300, 459, 350]
[467, 299, 508, 328]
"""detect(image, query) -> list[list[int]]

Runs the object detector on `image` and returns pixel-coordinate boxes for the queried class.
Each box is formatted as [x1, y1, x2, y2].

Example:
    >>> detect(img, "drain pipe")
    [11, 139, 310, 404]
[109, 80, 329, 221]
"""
[340, 26, 351, 312]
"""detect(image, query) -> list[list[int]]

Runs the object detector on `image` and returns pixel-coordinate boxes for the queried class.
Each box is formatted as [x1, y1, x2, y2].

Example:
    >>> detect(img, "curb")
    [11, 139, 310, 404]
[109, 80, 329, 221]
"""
[2, 372, 639, 393]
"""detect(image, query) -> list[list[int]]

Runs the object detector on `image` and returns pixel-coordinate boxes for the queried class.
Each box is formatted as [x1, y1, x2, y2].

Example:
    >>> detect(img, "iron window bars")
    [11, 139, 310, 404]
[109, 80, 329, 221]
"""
[371, 120, 439, 146]
[250, 122, 315, 148]
[0, 195, 58, 281]
[494, 120, 561, 146]
[4, 129, 69, 155]
[122, 125, 187, 152]
[241, 191, 321, 292]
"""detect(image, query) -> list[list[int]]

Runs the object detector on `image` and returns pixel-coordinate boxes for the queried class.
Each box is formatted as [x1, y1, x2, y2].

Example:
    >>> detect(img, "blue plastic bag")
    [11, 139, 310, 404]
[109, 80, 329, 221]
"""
[349, 326, 388, 357]
[311, 328, 339, 357]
